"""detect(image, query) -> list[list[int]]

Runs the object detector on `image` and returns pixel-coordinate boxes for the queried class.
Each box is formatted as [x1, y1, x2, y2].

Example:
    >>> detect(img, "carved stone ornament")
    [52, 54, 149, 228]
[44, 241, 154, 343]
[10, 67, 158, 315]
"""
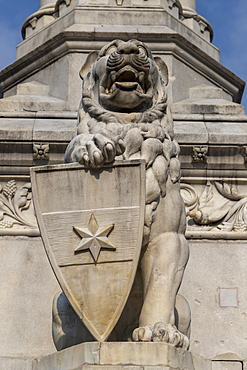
[33, 143, 50, 160]
[242, 146, 247, 163]
[181, 181, 247, 237]
[0, 180, 39, 235]
[191, 145, 208, 163]
[198, 19, 208, 34]
[167, 0, 176, 8]
[33, 40, 191, 348]
[29, 17, 38, 30]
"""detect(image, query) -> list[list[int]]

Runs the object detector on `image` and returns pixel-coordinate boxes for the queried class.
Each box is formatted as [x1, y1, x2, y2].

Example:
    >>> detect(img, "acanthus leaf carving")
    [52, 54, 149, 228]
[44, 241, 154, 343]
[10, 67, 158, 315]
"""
[0, 180, 38, 230]
[181, 181, 247, 234]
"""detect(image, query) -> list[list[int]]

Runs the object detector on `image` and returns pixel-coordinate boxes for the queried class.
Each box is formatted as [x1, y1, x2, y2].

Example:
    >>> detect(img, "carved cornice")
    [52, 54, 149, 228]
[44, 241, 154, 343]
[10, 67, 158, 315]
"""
[1, 31, 244, 104]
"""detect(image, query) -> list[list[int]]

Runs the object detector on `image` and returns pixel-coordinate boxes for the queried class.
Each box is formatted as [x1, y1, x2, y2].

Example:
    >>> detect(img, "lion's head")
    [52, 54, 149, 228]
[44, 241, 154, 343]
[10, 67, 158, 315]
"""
[94, 40, 159, 111]
[78, 40, 170, 126]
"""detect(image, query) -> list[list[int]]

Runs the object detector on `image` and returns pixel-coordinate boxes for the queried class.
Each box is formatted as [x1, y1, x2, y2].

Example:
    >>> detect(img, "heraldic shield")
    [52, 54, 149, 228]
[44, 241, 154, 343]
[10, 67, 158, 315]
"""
[31, 160, 145, 342]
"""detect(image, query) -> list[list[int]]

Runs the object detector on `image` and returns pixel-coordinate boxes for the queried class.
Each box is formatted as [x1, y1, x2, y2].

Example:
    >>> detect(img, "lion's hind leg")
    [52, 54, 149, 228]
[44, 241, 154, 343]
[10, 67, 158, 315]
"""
[132, 232, 190, 349]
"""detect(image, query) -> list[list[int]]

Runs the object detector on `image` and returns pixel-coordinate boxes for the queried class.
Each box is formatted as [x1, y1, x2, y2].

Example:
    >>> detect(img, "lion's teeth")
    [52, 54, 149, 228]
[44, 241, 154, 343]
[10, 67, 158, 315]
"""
[107, 75, 112, 91]
[110, 71, 116, 83]
[139, 71, 144, 84]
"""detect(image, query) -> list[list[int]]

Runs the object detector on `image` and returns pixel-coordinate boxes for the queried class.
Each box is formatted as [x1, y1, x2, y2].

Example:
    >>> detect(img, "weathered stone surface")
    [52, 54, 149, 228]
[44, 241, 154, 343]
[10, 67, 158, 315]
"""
[192, 353, 212, 370]
[33, 342, 100, 370]
[16, 81, 50, 96]
[172, 85, 245, 116]
[179, 240, 247, 360]
[205, 122, 247, 144]
[219, 289, 238, 308]
[0, 236, 59, 357]
[99, 342, 194, 367]
[0, 119, 34, 141]
[33, 119, 76, 141]
[73, 367, 141, 370]
[32, 342, 195, 370]
[0, 357, 33, 370]
[174, 121, 208, 144]
[212, 362, 242, 370]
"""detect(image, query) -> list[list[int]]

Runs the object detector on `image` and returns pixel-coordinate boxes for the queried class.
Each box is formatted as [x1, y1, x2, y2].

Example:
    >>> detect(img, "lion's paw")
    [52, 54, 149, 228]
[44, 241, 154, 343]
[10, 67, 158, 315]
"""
[69, 130, 125, 167]
[153, 323, 189, 349]
[132, 323, 189, 349]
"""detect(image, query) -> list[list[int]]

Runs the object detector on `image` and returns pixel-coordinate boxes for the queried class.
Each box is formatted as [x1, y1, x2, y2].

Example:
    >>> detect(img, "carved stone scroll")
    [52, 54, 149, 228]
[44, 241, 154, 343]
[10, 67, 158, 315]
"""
[181, 180, 247, 238]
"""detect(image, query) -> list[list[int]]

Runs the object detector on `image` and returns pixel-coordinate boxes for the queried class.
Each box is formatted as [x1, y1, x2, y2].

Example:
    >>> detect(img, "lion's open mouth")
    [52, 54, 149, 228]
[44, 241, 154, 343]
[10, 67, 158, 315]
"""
[101, 65, 152, 96]
[99, 63, 153, 111]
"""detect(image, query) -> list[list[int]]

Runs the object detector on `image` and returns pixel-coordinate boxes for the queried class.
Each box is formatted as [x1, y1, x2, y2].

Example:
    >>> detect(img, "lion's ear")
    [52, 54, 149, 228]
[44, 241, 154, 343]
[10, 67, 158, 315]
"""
[79, 51, 99, 80]
[154, 57, 169, 86]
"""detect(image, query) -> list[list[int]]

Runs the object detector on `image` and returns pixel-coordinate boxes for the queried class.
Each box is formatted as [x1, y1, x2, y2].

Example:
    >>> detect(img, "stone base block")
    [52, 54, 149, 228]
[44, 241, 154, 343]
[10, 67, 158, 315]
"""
[0, 357, 33, 370]
[32, 342, 211, 370]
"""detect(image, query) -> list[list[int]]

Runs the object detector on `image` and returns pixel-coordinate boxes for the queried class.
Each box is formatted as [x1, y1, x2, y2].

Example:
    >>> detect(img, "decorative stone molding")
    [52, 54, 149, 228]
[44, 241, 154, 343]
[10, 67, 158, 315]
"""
[191, 145, 208, 163]
[29, 17, 38, 30]
[22, 4, 56, 39]
[194, 14, 213, 42]
[55, 0, 71, 13]
[0, 180, 39, 236]
[181, 180, 247, 238]
[198, 19, 208, 34]
[167, 0, 177, 9]
[33, 143, 50, 161]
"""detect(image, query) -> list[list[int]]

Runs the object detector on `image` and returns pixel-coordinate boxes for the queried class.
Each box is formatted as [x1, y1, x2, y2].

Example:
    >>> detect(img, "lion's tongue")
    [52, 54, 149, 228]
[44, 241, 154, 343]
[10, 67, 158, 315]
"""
[115, 82, 139, 90]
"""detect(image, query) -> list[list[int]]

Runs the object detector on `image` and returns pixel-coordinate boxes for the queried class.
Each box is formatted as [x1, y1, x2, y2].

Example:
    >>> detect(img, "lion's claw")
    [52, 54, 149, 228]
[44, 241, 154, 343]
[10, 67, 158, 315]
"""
[132, 325, 153, 342]
[103, 143, 116, 163]
[77, 131, 123, 167]
[153, 322, 169, 342]
[86, 140, 104, 167]
[133, 322, 189, 349]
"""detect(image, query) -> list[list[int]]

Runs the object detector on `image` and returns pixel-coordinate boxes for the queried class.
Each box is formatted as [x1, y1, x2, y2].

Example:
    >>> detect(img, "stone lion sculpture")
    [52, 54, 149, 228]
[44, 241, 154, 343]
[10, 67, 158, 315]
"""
[56, 39, 190, 349]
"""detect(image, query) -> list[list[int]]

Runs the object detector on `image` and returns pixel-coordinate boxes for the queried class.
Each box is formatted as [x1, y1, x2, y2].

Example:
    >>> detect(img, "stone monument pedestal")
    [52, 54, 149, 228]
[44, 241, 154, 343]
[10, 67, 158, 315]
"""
[32, 342, 211, 370]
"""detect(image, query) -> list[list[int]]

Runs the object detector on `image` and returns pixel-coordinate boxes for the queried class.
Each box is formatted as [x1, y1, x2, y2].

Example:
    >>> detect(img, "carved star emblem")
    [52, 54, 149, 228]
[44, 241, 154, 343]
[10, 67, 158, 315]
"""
[73, 214, 115, 262]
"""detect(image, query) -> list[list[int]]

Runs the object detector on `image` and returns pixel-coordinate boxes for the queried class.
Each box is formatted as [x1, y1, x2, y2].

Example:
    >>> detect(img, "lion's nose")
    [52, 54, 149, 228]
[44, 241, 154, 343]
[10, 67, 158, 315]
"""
[117, 42, 139, 55]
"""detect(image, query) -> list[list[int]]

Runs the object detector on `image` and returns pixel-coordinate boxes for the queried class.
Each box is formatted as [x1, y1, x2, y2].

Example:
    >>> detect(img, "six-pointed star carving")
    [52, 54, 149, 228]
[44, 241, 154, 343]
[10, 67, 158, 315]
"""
[73, 213, 115, 262]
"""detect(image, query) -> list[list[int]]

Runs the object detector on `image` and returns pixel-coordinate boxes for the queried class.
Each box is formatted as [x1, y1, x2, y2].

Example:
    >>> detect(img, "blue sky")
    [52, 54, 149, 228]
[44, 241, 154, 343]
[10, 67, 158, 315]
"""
[0, 0, 246, 108]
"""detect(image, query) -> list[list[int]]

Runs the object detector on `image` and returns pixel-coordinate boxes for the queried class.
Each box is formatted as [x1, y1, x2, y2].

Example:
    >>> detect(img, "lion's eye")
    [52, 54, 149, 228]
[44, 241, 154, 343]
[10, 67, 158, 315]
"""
[105, 46, 118, 56]
[138, 46, 148, 56]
